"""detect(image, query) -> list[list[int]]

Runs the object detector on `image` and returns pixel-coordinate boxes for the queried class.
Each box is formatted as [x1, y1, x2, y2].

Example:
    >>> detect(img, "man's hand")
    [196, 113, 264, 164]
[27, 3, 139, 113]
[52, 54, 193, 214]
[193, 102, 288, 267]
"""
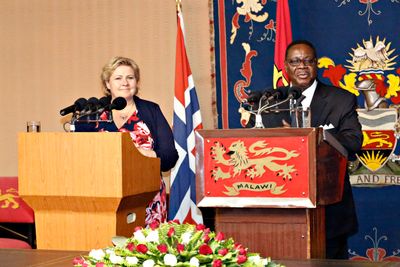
[282, 119, 291, 128]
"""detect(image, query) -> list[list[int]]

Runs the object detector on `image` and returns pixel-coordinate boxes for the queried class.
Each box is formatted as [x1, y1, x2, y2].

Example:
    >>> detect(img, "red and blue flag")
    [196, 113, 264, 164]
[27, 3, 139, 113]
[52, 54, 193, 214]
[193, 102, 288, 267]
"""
[168, 8, 203, 224]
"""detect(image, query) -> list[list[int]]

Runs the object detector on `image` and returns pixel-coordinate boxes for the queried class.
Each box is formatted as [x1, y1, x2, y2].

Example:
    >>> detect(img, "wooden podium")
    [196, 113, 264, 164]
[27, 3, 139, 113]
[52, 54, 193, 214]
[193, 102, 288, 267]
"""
[195, 128, 347, 259]
[18, 132, 160, 250]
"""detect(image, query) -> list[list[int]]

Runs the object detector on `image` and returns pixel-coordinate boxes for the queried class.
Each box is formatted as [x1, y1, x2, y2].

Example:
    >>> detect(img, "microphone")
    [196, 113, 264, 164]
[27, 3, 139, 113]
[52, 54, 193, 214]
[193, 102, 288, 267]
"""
[287, 87, 302, 100]
[266, 87, 288, 101]
[60, 98, 87, 116]
[246, 91, 263, 104]
[296, 94, 306, 104]
[98, 96, 111, 109]
[105, 97, 127, 111]
[84, 97, 100, 112]
[262, 90, 272, 99]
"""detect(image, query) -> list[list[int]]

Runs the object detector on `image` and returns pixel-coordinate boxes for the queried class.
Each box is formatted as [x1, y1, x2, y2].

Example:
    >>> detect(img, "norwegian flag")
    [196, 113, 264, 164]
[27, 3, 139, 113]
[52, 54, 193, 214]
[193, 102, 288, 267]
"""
[273, 0, 292, 88]
[168, 8, 203, 224]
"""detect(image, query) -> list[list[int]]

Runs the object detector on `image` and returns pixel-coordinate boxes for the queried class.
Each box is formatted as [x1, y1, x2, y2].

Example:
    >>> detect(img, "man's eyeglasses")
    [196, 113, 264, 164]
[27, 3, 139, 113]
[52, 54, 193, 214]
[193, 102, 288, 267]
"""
[287, 58, 316, 67]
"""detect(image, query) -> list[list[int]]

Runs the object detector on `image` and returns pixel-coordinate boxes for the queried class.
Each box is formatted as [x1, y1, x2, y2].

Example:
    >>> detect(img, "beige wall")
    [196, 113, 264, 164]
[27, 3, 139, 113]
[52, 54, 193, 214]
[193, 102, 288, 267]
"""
[0, 0, 214, 176]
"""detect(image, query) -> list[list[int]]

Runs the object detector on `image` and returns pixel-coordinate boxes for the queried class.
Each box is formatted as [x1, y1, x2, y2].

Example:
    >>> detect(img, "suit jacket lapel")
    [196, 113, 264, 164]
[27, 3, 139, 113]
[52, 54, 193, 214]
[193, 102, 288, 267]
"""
[310, 82, 330, 127]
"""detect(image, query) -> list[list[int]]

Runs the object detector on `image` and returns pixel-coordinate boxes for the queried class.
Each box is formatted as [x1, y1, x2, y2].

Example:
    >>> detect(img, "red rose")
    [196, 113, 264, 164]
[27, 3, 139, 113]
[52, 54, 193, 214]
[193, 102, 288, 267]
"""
[136, 244, 148, 254]
[237, 254, 247, 264]
[167, 227, 175, 237]
[72, 257, 86, 265]
[199, 244, 213, 255]
[177, 243, 185, 253]
[238, 248, 247, 255]
[95, 263, 105, 267]
[215, 232, 225, 241]
[234, 243, 242, 249]
[196, 224, 206, 231]
[212, 259, 223, 267]
[126, 242, 135, 251]
[203, 234, 210, 243]
[157, 244, 168, 253]
[149, 220, 159, 230]
[218, 248, 228, 256]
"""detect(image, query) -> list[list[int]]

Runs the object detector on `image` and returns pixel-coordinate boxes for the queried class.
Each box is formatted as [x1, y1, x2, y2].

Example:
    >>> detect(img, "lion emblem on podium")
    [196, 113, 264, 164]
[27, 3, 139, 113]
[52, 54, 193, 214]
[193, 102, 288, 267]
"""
[210, 140, 299, 180]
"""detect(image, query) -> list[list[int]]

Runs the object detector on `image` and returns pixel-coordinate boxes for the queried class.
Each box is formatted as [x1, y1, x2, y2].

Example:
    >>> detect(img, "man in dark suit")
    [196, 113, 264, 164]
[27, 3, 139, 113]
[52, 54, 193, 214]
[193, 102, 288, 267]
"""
[245, 39, 363, 258]
[283, 40, 363, 259]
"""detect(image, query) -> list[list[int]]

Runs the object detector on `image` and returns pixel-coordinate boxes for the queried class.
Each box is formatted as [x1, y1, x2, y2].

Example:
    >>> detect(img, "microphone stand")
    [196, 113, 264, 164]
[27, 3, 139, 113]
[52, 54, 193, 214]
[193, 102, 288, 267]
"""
[69, 112, 78, 132]
[254, 95, 268, 128]
[71, 110, 113, 126]
[290, 95, 306, 128]
[242, 95, 299, 129]
[259, 97, 291, 113]
[75, 111, 113, 123]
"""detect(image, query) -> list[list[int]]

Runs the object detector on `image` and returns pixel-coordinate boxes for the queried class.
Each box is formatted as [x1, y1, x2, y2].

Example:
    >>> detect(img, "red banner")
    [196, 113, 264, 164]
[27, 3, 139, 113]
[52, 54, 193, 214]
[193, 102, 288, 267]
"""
[273, 0, 292, 88]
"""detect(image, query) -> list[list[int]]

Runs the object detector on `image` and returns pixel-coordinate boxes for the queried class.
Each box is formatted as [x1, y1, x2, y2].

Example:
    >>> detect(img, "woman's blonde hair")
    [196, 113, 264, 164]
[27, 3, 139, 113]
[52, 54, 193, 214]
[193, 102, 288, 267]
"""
[101, 56, 140, 96]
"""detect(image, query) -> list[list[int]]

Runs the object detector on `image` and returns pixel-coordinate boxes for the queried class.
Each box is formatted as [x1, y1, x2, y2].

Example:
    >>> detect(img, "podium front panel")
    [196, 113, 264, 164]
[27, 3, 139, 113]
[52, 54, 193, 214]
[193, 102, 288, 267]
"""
[195, 128, 318, 208]
[18, 132, 160, 250]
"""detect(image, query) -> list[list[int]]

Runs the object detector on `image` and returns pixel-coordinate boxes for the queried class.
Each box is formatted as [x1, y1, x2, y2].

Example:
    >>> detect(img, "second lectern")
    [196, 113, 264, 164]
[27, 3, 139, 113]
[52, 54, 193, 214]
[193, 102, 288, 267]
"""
[195, 128, 347, 259]
[18, 132, 160, 250]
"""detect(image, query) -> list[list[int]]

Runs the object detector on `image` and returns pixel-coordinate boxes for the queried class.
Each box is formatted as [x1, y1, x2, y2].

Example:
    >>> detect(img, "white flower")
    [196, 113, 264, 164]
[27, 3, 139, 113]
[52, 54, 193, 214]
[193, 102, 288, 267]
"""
[189, 257, 200, 267]
[164, 254, 178, 266]
[105, 248, 116, 257]
[261, 257, 271, 265]
[88, 249, 105, 261]
[146, 229, 159, 243]
[73, 222, 281, 267]
[248, 255, 261, 262]
[109, 253, 124, 264]
[181, 231, 192, 244]
[133, 230, 146, 243]
[126, 256, 139, 265]
[143, 259, 155, 267]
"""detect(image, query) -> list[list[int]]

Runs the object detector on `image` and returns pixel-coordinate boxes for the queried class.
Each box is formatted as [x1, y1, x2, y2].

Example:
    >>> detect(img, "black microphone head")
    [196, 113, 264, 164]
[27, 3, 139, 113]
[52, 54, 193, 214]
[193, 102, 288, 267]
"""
[110, 97, 127, 111]
[246, 91, 263, 103]
[263, 90, 273, 98]
[274, 87, 288, 100]
[74, 98, 88, 112]
[295, 95, 306, 107]
[288, 87, 302, 99]
[60, 97, 87, 116]
[86, 97, 100, 111]
[98, 96, 111, 108]
[87, 97, 99, 104]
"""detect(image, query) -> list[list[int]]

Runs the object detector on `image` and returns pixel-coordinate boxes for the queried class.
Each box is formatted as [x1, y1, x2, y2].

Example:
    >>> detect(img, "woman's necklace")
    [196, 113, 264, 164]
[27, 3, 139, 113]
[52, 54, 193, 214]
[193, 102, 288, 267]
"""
[117, 104, 135, 120]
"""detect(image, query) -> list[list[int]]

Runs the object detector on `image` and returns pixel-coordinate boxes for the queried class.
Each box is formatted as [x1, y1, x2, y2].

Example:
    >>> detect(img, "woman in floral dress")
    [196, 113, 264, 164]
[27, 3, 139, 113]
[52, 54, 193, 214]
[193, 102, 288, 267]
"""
[76, 56, 178, 226]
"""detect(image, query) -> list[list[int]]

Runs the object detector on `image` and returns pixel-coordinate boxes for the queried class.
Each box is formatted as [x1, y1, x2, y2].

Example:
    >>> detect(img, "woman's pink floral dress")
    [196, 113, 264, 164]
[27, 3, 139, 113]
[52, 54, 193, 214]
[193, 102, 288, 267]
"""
[97, 110, 167, 226]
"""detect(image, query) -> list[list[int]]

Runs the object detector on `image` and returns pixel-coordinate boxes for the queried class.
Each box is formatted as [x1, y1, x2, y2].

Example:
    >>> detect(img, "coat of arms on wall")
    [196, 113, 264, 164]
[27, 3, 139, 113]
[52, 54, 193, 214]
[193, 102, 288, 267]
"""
[319, 36, 400, 186]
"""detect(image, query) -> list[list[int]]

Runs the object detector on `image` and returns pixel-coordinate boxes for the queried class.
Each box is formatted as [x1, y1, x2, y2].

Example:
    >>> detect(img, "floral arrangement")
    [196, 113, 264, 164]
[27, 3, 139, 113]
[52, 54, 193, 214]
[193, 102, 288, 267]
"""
[73, 221, 284, 267]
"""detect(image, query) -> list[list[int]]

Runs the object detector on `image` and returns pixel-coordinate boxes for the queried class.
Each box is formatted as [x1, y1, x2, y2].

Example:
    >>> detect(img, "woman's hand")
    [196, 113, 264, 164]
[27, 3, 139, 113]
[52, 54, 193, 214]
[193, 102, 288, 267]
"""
[137, 148, 157, 158]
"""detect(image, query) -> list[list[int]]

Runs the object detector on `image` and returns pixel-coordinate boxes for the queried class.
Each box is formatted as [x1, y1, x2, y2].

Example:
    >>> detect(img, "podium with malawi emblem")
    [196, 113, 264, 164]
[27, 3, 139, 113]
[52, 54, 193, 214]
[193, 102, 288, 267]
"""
[195, 128, 348, 259]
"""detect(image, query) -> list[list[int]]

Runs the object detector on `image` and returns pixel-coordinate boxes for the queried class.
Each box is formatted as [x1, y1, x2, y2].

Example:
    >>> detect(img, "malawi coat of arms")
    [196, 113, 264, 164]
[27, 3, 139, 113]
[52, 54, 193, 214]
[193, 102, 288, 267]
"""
[319, 36, 400, 186]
